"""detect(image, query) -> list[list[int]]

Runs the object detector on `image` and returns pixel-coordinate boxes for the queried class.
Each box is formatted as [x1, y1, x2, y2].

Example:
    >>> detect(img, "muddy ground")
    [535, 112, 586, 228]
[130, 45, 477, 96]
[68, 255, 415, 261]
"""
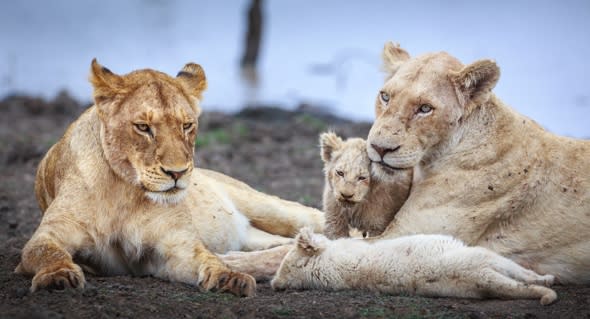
[0, 93, 589, 319]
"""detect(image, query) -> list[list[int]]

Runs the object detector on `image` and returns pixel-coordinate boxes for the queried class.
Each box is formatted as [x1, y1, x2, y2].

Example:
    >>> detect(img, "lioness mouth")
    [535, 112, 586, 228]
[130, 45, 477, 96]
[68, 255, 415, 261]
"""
[143, 185, 184, 195]
[163, 186, 184, 194]
[375, 161, 404, 174]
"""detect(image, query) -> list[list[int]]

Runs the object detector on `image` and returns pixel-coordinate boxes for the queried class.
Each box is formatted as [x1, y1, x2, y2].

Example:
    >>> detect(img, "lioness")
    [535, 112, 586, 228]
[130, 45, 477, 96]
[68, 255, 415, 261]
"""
[319, 132, 411, 239]
[271, 228, 557, 305]
[367, 42, 590, 284]
[224, 43, 590, 285]
[16, 60, 324, 296]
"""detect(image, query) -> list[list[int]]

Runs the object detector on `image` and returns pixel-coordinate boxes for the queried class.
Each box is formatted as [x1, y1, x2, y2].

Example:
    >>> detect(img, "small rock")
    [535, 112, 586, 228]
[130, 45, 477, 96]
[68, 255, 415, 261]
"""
[11, 287, 29, 298]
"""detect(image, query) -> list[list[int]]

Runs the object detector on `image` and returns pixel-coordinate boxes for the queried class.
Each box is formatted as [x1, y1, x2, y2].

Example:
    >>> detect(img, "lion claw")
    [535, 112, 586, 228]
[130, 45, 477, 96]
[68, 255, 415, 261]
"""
[31, 263, 86, 292]
[199, 266, 255, 297]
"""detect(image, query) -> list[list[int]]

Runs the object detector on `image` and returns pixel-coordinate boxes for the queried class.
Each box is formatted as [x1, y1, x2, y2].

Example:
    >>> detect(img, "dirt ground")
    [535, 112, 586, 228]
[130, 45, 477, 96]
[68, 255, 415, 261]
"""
[1, 93, 589, 319]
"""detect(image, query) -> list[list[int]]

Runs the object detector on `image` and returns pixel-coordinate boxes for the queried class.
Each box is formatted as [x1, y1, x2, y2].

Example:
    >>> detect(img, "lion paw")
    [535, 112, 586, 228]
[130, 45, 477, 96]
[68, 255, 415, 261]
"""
[198, 266, 256, 297]
[31, 262, 86, 292]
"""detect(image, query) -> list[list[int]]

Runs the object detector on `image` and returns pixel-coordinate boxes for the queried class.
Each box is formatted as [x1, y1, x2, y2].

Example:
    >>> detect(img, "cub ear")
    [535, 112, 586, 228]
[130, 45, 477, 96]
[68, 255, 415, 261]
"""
[296, 227, 326, 255]
[89, 58, 127, 105]
[319, 131, 343, 163]
[177, 63, 207, 100]
[450, 59, 500, 111]
[381, 41, 410, 79]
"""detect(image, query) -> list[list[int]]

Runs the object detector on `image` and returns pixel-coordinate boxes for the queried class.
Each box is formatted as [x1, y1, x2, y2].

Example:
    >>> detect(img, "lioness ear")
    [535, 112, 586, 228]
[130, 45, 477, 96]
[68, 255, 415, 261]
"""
[177, 63, 207, 100]
[381, 41, 410, 79]
[319, 131, 343, 163]
[450, 59, 500, 111]
[89, 58, 127, 105]
[296, 227, 326, 255]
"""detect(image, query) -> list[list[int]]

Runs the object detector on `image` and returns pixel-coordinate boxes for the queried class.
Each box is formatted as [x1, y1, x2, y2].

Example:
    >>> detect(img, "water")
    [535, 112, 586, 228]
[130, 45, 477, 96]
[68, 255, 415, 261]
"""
[1, 0, 589, 137]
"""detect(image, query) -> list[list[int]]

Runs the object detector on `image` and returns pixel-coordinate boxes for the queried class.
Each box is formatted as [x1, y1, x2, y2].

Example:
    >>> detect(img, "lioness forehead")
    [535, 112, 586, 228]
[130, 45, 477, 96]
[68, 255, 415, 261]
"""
[122, 80, 197, 120]
[381, 52, 464, 108]
[386, 52, 463, 91]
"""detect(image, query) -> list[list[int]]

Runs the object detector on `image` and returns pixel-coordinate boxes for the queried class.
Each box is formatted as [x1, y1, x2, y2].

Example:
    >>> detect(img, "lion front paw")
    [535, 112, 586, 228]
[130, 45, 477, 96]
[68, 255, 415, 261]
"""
[31, 262, 86, 292]
[198, 265, 256, 297]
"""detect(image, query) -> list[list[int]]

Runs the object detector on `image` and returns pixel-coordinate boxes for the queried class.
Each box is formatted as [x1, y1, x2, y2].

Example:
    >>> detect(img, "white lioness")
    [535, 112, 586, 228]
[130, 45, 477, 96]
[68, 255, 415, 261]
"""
[319, 132, 411, 239]
[16, 60, 324, 296]
[367, 42, 590, 284]
[271, 228, 557, 305]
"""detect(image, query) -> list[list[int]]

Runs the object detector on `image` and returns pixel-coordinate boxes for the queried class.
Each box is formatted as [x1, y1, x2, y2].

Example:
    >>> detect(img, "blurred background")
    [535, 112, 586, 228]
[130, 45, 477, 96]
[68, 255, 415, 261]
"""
[1, 0, 589, 137]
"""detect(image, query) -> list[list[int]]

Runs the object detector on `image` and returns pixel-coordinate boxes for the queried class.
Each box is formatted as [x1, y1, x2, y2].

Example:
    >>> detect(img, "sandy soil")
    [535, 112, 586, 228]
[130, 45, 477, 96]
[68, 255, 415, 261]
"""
[1, 93, 589, 319]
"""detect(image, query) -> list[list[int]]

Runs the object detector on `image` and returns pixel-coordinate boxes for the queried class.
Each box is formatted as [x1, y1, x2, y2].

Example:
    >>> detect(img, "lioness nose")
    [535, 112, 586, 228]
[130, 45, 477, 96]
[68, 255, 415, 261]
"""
[370, 144, 401, 159]
[161, 167, 188, 181]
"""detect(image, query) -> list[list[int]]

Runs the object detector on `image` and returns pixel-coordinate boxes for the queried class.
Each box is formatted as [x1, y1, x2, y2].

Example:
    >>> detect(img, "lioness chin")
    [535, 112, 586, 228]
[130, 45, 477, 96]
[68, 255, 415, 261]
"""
[16, 59, 325, 296]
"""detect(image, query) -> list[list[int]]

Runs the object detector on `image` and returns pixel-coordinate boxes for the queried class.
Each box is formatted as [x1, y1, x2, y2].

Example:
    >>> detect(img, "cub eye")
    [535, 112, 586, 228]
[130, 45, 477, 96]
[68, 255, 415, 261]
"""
[357, 176, 367, 181]
[418, 104, 433, 114]
[134, 123, 151, 134]
[183, 122, 194, 131]
[380, 91, 390, 103]
[336, 170, 344, 177]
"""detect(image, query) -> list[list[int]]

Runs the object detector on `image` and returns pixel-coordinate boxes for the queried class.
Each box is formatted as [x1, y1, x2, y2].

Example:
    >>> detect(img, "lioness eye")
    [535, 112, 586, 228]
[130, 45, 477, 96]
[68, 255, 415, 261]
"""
[134, 123, 150, 133]
[380, 91, 390, 103]
[183, 123, 193, 131]
[336, 170, 344, 177]
[418, 104, 433, 114]
[358, 176, 367, 181]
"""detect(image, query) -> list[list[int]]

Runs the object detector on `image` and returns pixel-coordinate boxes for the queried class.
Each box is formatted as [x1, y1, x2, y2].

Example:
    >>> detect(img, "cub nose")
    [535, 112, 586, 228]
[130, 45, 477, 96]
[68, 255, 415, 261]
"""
[161, 167, 188, 181]
[340, 192, 354, 200]
[370, 144, 401, 159]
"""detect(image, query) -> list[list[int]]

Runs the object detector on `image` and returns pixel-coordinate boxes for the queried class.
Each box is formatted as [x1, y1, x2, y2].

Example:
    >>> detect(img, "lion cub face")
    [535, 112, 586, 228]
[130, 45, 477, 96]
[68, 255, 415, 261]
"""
[367, 42, 499, 181]
[89, 60, 207, 204]
[320, 132, 371, 207]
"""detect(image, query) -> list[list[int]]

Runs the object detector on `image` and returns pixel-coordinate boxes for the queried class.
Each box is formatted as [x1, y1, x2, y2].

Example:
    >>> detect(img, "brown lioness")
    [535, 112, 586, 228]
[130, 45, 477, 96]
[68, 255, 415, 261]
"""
[367, 42, 590, 284]
[16, 60, 324, 296]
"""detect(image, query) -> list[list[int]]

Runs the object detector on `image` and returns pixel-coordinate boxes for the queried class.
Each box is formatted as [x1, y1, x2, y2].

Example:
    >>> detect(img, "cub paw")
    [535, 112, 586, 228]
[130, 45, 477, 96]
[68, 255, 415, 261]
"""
[540, 274, 555, 286]
[198, 265, 256, 297]
[31, 262, 86, 292]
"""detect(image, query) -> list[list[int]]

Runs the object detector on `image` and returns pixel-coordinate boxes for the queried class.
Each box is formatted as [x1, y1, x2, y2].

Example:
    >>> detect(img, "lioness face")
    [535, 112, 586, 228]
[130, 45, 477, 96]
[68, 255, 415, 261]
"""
[90, 60, 207, 204]
[320, 133, 371, 207]
[367, 43, 500, 181]
[367, 48, 465, 179]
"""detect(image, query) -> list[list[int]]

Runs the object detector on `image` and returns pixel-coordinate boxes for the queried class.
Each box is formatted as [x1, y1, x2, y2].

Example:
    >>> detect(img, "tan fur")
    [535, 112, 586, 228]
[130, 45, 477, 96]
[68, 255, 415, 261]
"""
[17, 60, 325, 296]
[319, 132, 411, 239]
[366, 42, 590, 284]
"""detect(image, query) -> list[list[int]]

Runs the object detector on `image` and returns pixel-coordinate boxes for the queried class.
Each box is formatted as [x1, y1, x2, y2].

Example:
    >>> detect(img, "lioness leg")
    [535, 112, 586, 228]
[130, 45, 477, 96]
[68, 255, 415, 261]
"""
[242, 226, 293, 251]
[218, 244, 292, 281]
[17, 219, 88, 292]
[154, 232, 256, 297]
[198, 169, 325, 236]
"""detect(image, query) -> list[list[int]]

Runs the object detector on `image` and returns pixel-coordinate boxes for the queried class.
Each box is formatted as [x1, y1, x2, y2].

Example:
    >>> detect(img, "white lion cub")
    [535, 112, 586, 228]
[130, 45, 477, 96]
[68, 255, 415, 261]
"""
[271, 228, 557, 305]
[319, 132, 411, 239]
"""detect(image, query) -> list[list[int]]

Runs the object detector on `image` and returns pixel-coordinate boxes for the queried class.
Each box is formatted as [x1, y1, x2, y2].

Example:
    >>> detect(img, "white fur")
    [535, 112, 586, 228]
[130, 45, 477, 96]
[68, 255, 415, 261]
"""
[272, 228, 557, 305]
[145, 189, 188, 205]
